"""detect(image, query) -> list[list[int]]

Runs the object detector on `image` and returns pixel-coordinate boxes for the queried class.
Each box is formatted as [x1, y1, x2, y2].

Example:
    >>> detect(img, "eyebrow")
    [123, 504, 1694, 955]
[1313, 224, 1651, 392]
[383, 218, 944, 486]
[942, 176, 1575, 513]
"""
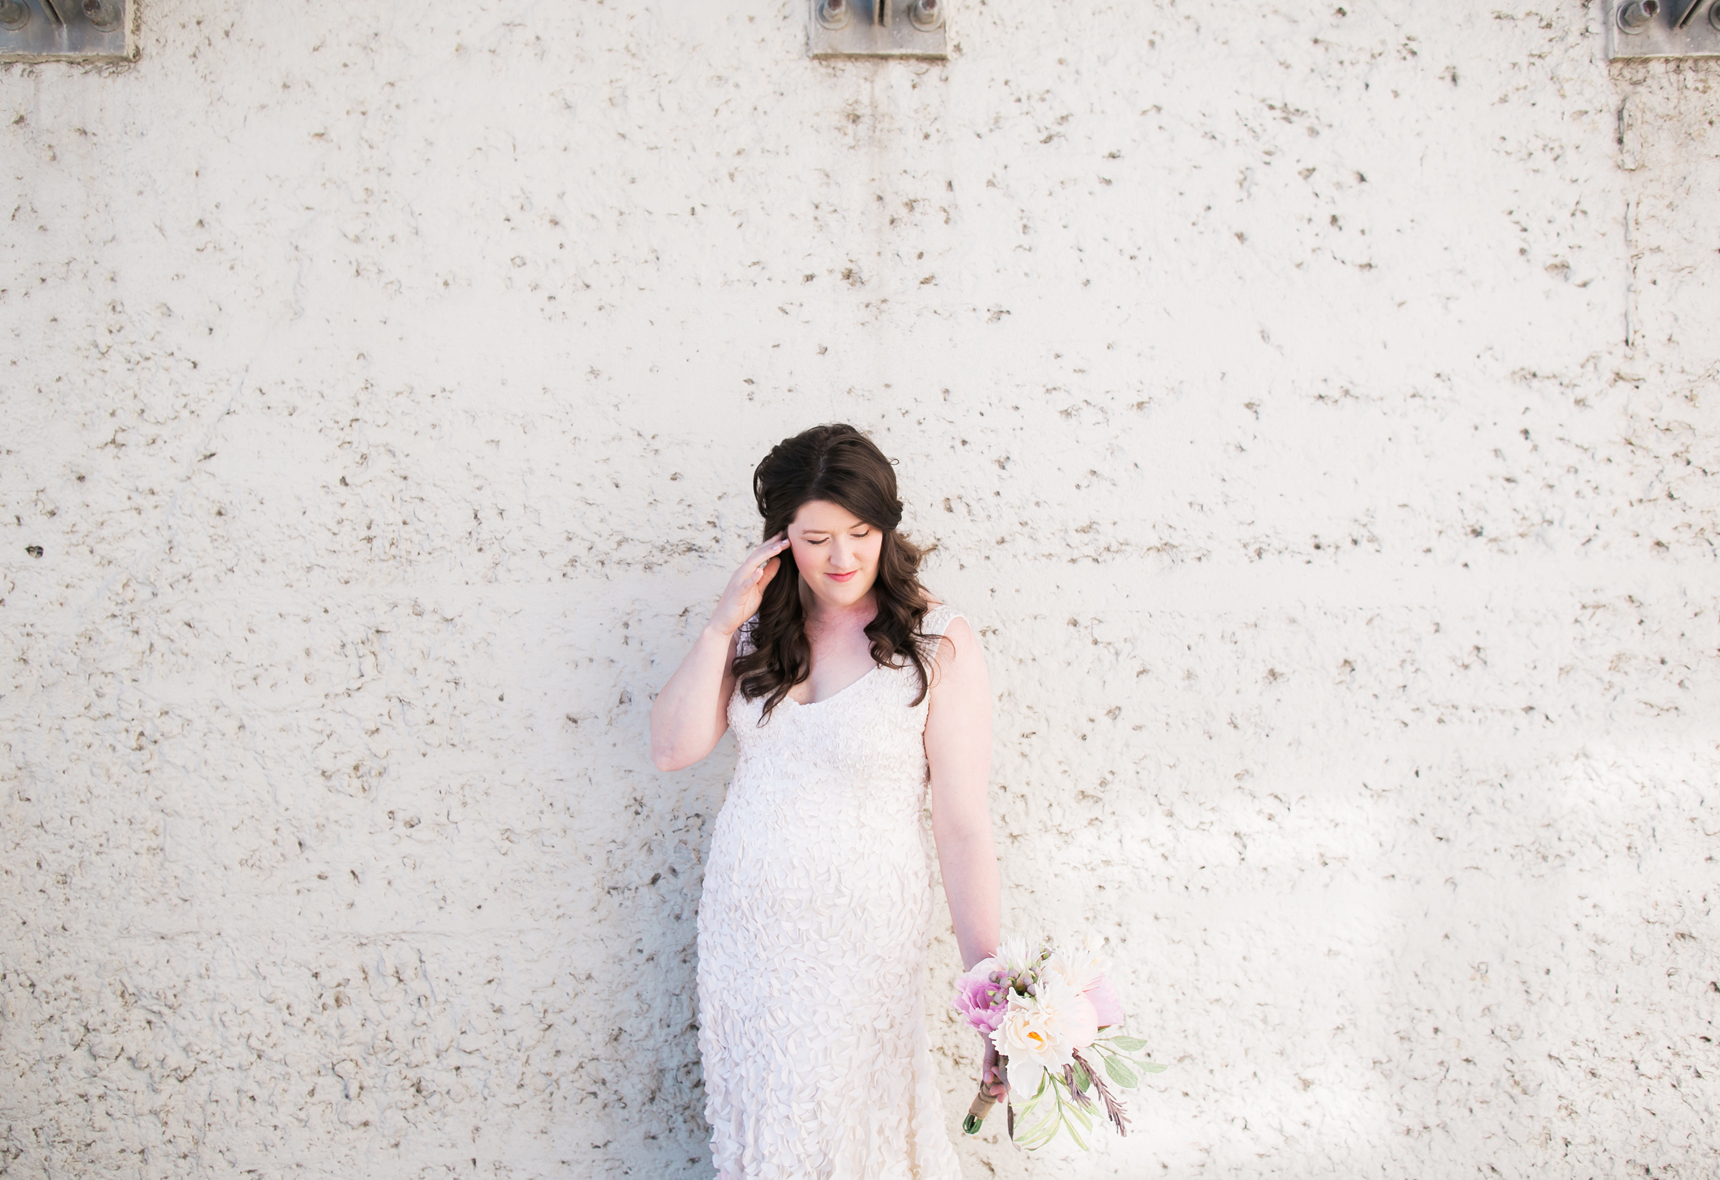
[798, 524, 870, 536]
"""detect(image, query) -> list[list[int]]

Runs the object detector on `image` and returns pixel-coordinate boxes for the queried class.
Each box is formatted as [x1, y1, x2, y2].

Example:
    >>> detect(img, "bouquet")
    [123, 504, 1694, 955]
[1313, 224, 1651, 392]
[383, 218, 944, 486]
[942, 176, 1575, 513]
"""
[953, 936, 1166, 1149]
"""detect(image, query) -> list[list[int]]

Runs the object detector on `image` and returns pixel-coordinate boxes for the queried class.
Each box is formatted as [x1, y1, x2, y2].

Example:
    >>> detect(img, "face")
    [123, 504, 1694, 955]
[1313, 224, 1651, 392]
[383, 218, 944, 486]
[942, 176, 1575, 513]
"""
[786, 499, 884, 610]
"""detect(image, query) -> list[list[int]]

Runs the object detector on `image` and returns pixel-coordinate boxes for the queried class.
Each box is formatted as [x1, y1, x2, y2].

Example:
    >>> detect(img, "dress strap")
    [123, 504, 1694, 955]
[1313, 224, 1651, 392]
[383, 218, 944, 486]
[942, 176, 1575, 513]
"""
[917, 602, 964, 654]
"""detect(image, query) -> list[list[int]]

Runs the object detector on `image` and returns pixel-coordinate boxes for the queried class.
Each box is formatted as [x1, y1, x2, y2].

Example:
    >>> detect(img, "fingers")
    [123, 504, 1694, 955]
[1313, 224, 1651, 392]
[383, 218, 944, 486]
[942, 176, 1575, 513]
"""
[754, 556, 780, 588]
[741, 536, 790, 578]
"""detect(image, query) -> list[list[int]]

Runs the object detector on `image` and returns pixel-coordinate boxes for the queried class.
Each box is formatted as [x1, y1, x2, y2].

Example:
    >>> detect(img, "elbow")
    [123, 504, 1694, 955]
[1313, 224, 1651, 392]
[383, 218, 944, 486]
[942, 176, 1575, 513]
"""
[651, 734, 700, 772]
[648, 714, 682, 771]
[933, 814, 994, 850]
[650, 719, 721, 772]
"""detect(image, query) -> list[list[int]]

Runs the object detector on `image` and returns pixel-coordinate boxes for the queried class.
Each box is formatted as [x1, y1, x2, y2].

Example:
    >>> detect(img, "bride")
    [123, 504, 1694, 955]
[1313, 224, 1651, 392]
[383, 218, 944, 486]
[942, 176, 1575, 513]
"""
[650, 423, 1006, 1179]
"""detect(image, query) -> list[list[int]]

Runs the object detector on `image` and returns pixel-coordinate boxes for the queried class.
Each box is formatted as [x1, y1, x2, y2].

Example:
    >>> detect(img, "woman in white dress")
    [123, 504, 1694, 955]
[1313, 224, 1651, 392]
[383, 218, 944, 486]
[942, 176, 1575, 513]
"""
[650, 424, 1006, 1179]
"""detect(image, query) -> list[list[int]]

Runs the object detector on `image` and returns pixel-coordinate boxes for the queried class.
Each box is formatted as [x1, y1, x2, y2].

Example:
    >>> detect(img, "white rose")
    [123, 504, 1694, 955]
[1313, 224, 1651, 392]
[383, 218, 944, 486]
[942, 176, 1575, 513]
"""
[990, 967, 1100, 1075]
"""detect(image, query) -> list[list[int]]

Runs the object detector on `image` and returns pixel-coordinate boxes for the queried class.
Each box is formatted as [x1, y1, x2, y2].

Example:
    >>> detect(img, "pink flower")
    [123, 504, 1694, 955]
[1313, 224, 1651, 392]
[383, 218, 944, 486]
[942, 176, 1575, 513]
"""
[1046, 938, 1126, 1029]
[1083, 972, 1124, 1028]
[953, 960, 1010, 1034]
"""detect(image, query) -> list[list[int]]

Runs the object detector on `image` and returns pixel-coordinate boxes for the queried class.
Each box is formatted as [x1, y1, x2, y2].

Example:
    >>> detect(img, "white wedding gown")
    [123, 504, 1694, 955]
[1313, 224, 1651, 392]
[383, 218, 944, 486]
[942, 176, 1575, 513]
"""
[695, 603, 966, 1180]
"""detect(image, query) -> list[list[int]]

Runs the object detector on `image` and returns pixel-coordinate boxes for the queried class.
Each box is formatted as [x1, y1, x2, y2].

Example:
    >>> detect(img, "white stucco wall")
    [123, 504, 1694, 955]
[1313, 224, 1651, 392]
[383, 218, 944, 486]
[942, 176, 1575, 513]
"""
[2, 1, 1716, 1176]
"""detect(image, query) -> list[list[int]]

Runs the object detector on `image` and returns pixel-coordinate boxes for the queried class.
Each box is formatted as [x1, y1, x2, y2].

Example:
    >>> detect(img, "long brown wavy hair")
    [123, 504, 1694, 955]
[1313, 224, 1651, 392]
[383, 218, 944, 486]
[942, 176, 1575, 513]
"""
[733, 424, 934, 721]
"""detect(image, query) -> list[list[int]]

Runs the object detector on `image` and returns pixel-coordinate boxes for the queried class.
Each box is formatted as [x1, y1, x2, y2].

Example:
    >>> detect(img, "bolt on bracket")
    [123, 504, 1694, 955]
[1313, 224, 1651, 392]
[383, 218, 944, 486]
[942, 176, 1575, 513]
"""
[1604, 0, 1720, 58]
[809, 0, 946, 59]
[1, 0, 132, 62]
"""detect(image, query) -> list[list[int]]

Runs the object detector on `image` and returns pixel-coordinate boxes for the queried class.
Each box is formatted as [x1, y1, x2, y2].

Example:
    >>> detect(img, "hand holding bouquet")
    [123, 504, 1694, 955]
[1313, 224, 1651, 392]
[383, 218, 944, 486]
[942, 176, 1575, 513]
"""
[953, 936, 1166, 1149]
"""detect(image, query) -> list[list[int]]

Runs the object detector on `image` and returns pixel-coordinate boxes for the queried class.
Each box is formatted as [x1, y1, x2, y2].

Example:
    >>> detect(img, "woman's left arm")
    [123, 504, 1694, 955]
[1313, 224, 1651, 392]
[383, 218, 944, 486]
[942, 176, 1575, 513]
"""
[927, 615, 1008, 1101]
[925, 616, 1000, 972]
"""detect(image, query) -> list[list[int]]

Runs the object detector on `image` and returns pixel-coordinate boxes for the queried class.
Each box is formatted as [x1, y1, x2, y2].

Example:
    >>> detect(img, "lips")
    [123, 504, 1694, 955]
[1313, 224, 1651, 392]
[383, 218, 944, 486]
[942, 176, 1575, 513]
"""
[828, 570, 858, 583]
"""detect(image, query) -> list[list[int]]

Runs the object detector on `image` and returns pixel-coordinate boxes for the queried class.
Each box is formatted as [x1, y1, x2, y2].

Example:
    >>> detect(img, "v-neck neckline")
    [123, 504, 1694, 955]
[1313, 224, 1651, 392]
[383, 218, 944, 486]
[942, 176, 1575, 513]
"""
[784, 663, 879, 708]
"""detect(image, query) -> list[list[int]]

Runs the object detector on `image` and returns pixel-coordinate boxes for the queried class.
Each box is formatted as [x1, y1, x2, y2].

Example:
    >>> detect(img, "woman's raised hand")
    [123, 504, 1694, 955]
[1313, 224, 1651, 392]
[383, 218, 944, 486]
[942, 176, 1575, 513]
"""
[653, 533, 786, 771]
[708, 534, 790, 637]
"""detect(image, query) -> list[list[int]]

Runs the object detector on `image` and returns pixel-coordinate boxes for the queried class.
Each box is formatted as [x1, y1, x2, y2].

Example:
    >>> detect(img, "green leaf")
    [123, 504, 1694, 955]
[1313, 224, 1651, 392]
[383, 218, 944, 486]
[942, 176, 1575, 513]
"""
[1104, 1055, 1139, 1088]
[1106, 1035, 1148, 1051]
[1073, 1064, 1092, 1092]
[1063, 1108, 1091, 1151]
[1011, 1065, 1139, 1151]
[1065, 1082, 1095, 1121]
[1140, 1062, 1169, 1073]
[1045, 1087, 1087, 1149]
[1014, 1100, 1059, 1149]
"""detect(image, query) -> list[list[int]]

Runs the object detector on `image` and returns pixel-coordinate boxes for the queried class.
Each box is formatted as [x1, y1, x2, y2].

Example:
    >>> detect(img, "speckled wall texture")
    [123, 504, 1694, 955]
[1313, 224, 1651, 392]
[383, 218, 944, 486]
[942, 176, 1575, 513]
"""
[1, 1, 1715, 1176]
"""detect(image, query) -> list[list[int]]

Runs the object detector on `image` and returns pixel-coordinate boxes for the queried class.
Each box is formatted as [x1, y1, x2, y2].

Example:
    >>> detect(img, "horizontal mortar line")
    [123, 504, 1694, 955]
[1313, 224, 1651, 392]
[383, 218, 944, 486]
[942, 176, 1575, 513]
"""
[96, 926, 574, 942]
[15, 557, 1707, 625]
[221, 1155, 616, 1169]
[939, 558, 1717, 614]
[346, 556, 1720, 613]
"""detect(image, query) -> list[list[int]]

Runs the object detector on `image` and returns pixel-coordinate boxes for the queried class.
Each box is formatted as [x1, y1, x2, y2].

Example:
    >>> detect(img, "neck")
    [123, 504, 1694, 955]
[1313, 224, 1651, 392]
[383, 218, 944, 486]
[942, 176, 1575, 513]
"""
[800, 584, 877, 631]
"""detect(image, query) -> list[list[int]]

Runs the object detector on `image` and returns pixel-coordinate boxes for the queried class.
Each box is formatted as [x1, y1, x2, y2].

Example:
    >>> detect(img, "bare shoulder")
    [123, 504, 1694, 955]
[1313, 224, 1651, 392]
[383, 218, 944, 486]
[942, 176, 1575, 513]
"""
[925, 611, 988, 715]
[935, 613, 979, 652]
[928, 610, 985, 679]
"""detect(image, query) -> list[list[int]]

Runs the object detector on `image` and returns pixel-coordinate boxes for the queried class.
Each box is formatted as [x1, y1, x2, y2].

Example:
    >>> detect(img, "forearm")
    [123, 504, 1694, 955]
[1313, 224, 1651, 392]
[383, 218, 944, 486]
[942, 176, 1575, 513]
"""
[935, 823, 1001, 970]
[649, 624, 734, 770]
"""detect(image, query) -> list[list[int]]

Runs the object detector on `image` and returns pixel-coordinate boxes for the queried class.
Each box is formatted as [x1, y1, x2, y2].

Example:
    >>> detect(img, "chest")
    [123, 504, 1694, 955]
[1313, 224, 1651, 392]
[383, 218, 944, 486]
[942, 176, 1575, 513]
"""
[787, 624, 882, 706]
[728, 659, 932, 768]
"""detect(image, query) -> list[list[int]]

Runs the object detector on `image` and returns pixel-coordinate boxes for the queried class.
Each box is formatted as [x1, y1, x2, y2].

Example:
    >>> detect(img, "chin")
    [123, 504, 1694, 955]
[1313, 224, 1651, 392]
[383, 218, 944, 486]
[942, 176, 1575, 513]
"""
[817, 573, 875, 605]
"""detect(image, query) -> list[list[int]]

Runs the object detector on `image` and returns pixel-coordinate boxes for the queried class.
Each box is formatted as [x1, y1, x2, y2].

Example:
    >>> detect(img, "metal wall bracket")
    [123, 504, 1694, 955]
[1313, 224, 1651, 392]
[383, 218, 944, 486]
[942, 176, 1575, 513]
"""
[1, 0, 134, 63]
[809, 0, 947, 60]
[1605, 0, 1720, 58]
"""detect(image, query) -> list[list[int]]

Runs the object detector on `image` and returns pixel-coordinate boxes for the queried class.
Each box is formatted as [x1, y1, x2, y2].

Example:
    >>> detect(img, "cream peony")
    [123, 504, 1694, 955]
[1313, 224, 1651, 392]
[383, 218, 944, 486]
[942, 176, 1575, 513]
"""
[1045, 935, 1109, 994]
[990, 966, 1100, 1080]
[1046, 934, 1124, 1027]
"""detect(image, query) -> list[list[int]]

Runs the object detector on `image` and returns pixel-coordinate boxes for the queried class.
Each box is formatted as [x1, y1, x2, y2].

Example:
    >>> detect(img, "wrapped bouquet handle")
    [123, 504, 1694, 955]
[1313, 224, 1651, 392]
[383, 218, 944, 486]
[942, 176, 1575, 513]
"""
[962, 1081, 997, 1135]
[970, 1093, 997, 1135]
[963, 1054, 1010, 1136]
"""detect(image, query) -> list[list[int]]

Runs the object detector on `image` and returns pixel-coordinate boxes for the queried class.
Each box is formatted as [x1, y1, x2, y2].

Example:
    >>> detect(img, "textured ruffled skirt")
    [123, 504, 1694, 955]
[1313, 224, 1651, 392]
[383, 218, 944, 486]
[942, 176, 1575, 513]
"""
[697, 812, 959, 1180]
